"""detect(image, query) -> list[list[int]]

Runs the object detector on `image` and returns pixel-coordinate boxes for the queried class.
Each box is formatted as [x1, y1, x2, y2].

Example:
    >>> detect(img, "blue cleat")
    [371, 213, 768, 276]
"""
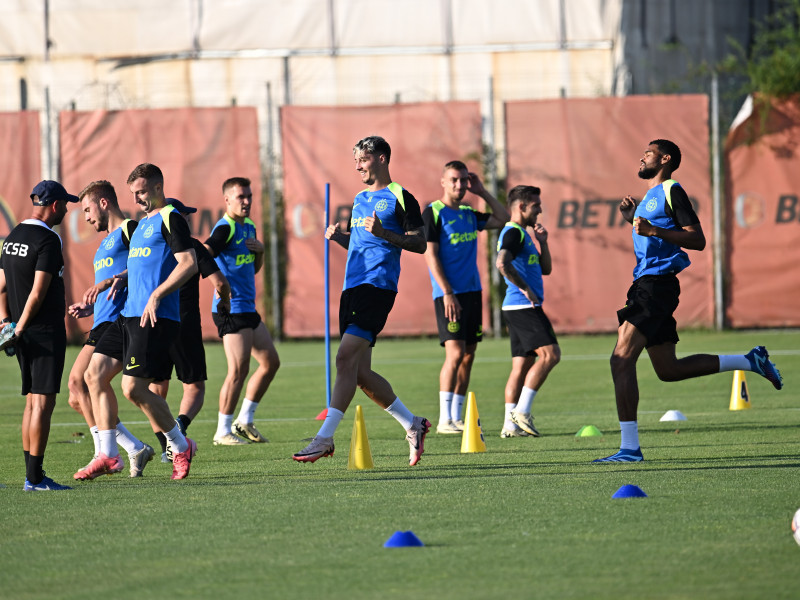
[24, 475, 73, 491]
[745, 346, 783, 390]
[593, 447, 644, 463]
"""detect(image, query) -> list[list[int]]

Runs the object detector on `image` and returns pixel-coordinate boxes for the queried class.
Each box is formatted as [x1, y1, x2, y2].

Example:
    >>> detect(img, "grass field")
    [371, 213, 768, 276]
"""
[0, 330, 798, 599]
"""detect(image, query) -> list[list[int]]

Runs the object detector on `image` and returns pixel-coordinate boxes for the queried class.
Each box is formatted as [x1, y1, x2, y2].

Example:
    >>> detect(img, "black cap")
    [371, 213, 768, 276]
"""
[166, 198, 197, 215]
[31, 180, 80, 206]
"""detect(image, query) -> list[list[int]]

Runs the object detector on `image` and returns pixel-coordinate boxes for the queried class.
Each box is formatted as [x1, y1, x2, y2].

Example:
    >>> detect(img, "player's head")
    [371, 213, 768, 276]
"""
[79, 180, 118, 232]
[222, 177, 253, 220]
[30, 180, 78, 225]
[127, 163, 165, 213]
[508, 185, 542, 227]
[639, 139, 681, 179]
[353, 136, 391, 186]
[441, 160, 469, 202]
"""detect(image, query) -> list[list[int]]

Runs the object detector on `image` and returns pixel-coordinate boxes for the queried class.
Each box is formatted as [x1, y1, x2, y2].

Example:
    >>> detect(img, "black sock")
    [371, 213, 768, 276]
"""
[26, 454, 44, 484]
[24, 450, 30, 469]
[155, 431, 168, 453]
[177, 414, 192, 434]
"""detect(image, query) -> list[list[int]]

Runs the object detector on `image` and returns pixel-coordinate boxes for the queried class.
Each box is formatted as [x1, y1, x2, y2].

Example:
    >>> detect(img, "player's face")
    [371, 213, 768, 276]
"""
[638, 144, 664, 180]
[225, 185, 253, 220]
[129, 177, 162, 213]
[521, 196, 542, 227]
[354, 150, 381, 186]
[81, 196, 108, 232]
[441, 168, 469, 202]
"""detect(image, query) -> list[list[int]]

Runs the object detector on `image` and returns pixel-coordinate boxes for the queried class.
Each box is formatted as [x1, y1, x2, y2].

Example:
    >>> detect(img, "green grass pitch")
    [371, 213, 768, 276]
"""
[0, 330, 798, 599]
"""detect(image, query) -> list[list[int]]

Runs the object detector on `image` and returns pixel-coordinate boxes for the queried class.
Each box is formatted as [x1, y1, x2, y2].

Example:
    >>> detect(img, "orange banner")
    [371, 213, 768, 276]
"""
[505, 96, 714, 333]
[0, 111, 41, 246]
[281, 102, 484, 337]
[725, 96, 800, 327]
[59, 107, 262, 341]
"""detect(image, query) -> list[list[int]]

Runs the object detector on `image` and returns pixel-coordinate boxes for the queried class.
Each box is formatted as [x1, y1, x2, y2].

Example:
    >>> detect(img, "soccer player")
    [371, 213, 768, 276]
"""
[67, 180, 155, 478]
[150, 198, 231, 461]
[594, 139, 783, 463]
[204, 177, 280, 446]
[80, 163, 199, 480]
[293, 135, 431, 466]
[496, 185, 561, 438]
[0, 180, 78, 490]
[422, 161, 509, 434]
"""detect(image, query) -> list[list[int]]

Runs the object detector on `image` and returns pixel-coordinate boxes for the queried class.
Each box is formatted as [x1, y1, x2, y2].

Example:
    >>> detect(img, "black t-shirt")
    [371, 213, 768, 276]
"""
[178, 237, 220, 321]
[664, 184, 699, 227]
[0, 221, 65, 328]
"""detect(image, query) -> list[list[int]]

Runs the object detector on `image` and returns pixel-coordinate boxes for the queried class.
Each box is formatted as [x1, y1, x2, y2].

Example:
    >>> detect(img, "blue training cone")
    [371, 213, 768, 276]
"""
[383, 530, 425, 548]
[612, 484, 647, 499]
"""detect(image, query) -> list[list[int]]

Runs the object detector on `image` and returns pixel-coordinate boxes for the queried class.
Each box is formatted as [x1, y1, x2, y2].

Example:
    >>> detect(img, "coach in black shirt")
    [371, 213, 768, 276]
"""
[0, 180, 78, 491]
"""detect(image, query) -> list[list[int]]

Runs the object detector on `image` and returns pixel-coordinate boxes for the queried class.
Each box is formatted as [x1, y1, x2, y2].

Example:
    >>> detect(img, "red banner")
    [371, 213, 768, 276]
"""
[59, 107, 262, 340]
[281, 102, 484, 337]
[725, 96, 800, 327]
[505, 96, 714, 333]
[0, 111, 41, 245]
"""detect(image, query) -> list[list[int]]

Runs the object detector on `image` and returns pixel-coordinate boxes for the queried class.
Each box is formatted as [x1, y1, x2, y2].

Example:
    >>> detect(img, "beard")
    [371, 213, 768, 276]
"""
[638, 165, 659, 179]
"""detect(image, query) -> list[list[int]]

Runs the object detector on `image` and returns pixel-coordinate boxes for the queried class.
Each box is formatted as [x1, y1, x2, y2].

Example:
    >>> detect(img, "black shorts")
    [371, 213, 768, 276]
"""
[503, 307, 558, 357]
[617, 274, 680, 348]
[339, 284, 396, 347]
[85, 321, 113, 347]
[93, 316, 125, 362]
[212, 311, 262, 338]
[122, 316, 180, 380]
[159, 314, 207, 384]
[434, 290, 483, 346]
[15, 324, 66, 395]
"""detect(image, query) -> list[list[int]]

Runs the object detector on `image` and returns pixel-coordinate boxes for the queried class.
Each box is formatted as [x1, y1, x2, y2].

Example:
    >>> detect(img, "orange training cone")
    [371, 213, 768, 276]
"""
[729, 370, 752, 411]
[348, 405, 374, 469]
[460, 392, 487, 453]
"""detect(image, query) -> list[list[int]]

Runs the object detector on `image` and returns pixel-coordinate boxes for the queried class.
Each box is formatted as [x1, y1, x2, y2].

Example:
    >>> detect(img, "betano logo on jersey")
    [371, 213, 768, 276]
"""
[528, 253, 540, 265]
[129, 246, 152, 258]
[94, 256, 114, 272]
[235, 253, 255, 266]
[448, 231, 478, 245]
[350, 215, 379, 229]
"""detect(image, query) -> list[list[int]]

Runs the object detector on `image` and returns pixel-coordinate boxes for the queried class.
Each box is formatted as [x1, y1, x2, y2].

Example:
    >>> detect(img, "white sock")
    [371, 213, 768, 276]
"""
[216, 412, 233, 438]
[620, 420, 639, 450]
[116, 422, 143, 454]
[719, 355, 750, 372]
[385, 397, 414, 430]
[451, 394, 466, 422]
[439, 391, 453, 424]
[317, 407, 345, 438]
[516, 386, 537, 414]
[504, 403, 519, 431]
[164, 424, 188, 453]
[90, 425, 100, 456]
[99, 429, 119, 458]
[237, 398, 258, 425]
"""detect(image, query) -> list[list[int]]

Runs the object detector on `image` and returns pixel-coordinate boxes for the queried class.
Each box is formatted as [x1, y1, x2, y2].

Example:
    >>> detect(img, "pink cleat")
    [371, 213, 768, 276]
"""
[74, 453, 125, 480]
[171, 438, 197, 480]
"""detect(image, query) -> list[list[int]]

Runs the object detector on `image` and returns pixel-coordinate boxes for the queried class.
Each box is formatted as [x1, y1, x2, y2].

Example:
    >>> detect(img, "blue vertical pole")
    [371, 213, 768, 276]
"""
[324, 183, 331, 407]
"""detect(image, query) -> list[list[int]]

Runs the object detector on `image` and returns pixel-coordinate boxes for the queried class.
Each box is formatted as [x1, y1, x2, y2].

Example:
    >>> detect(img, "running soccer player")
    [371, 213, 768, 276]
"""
[293, 135, 432, 466]
[496, 185, 561, 438]
[0, 180, 78, 491]
[594, 139, 783, 463]
[204, 177, 279, 446]
[67, 180, 155, 479]
[422, 161, 508, 434]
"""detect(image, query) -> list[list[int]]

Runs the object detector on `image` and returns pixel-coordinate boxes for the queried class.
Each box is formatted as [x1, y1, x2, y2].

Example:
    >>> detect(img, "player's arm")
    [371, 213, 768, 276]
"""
[82, 277, 115, 306]
[208, 271, 231, 315]
[468, 173, 509, 229]
[68, 302, 93, 319]
[619, 195, 638, 224]
[365, 189, 426, 254]
[325, 223, 350, 249]
[424, 241, 461, 322]
[496, 229, 540, 305]
[634, 185, 706, 251]
[0, 268, 9, 323]
[14, 270, 54, 336]
[203, 223, 230, 259]
[532, 224, 552, 275]
[244, 237, 264, 273]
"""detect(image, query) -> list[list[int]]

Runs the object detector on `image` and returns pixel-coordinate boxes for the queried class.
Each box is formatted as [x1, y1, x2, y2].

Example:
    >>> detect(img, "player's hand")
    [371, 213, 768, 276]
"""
[68, 302, 93, 319]
[245, 238, 264, 254]
[140, 294, 160, 327]
[467, 172, 487, 196]
[443, 293, 462, 323]
[532, 223, 548, 243]
[325, 223, 340, 240]
[633, 216, 656, 237]
[522, 288, 541, 306]
[217, 295, 231, 315]
[106, 274, 127, 301]
[82, 281, 110, 305]
[364, 211, 384, 238]
[620, 195, 637, 222]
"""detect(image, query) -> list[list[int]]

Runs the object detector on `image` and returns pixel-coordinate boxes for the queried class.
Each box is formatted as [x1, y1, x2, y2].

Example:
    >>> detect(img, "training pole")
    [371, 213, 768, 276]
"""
[324, 183, 331, 408]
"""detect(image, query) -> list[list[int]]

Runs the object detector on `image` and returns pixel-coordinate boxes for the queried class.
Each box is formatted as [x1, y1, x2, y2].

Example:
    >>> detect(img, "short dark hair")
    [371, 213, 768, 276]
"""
[507, 185, 541, 206]
[353, 136, 391, 163]
[79, 180, 118, 208]
[223, 177, 251, 194]
[650, 139, 681, 171]
[126, 163, 163, 186]
[443, 160, 468, 173]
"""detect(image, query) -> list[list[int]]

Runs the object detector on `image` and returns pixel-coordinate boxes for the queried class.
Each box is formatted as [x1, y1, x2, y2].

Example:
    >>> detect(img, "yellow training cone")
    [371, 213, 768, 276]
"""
[348, 405, 374, 469]
[460, 392, 487, 453]
[729, 370, 752, 411]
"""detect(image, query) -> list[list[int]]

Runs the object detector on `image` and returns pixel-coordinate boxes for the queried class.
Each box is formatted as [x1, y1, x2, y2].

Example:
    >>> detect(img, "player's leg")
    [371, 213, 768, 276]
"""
[233, 320, 279, 443]
[216, 328, 252, 444]
[67, 343, 100, 456]
[437, 339, 465, 433]
[451, 291, 483, 426]
[503, 355, 535, 437]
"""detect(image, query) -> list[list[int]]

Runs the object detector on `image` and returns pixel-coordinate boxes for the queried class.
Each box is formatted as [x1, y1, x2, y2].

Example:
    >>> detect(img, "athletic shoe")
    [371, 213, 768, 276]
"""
[73, 453, 125, 480]
[406, 417, 431, 467]
[452, 420, 465, 431]
[128, 443, 155, 478]
[161, 452, 171, 464]
[500, 427, 532, 438]
[292, 436, 335, 463]
[24, 474, 72, 491]
[73, 455, 97, 480]
[233, 420, 269, 443]
[510, 411, 541, 437]
[436, 420, 462, 434]
[213, 432, 249, 446]
[592, 447, 644, 463]
[745, 346, 784, 390]
[171, 438, 197, 480]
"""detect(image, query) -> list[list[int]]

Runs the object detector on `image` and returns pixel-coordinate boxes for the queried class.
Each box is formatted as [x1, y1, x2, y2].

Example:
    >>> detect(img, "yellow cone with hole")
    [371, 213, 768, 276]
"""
[348, 405, 374, 469]
[460, 392, 487, 453]
[729, 370, 752, 411]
